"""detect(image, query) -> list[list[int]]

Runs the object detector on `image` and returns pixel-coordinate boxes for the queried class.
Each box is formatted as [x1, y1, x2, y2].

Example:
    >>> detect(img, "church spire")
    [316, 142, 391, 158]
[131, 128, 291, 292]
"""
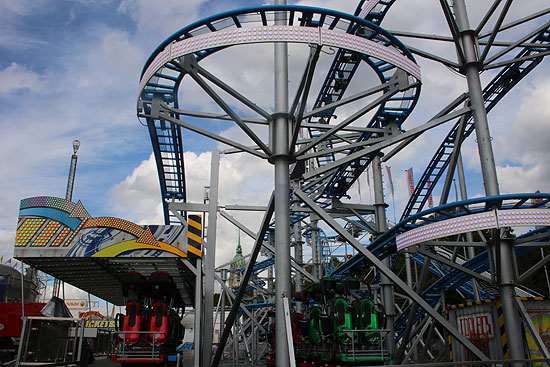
[231, 229, 246, 269]
[236, 229, 242, 255]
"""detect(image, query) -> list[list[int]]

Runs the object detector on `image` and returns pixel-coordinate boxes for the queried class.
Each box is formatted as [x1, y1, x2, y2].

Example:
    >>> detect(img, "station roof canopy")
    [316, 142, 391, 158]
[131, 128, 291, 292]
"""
[21, 256, 197, 307]
[14, 196, 202, 307]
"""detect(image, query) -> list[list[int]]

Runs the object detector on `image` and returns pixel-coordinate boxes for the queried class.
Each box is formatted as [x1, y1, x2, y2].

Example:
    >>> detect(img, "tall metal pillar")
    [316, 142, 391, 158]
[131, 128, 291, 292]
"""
[267, 235, 275, 298]
[453, 1, 499, 196]
[219, 269, 226, 348]
[194, 258, 203, 367]
[271, 1, 291, 366]
[372, 155, 396, 359]
[453, 0, 525, 362]
[457, 153, 480, 301]
[65, 140, 80, 202]
[293, 222, 304, 314]
[310, 218, 322, 279]
[54, 139, 81, 299]
[201, 149, 220, 367]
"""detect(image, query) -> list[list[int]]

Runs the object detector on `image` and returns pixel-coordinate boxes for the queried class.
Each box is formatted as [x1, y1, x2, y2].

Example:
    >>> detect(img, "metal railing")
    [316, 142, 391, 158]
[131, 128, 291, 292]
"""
[111, 330, 167, 363]
[16, 317, 85, 367]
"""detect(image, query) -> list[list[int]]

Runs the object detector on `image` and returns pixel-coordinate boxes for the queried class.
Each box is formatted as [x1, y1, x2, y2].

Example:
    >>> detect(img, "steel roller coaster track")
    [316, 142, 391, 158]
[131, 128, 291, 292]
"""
[401, 26, 550, 221]
[137, 1, 550, 362]
[138, 2, 420, 224]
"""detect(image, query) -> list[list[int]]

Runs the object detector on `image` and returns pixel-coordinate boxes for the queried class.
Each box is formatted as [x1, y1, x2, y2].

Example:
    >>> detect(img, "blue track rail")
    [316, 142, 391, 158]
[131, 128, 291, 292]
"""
[401, 26, 550, 221]
[393, 228, 549, 340]
[332, 193, 550, 340]
[138, 4, 420, 224]
[303, 0, 420, 204]
[303, 227, 336, 274]
[146, 111, 186, 224]
[331, 193, 550, 276]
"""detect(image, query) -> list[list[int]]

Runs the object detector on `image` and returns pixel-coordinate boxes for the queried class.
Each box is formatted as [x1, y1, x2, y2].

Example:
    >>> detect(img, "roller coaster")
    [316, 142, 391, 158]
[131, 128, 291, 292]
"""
[135, 0, 550, 365]
[12, 0, 550, 366]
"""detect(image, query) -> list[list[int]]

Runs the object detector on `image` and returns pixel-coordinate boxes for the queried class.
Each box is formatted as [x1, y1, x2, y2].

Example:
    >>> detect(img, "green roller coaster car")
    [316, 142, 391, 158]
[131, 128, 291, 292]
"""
[332, 298, 355, 344]
[353, 299, 380, 341]
[295, 277, 392, 364]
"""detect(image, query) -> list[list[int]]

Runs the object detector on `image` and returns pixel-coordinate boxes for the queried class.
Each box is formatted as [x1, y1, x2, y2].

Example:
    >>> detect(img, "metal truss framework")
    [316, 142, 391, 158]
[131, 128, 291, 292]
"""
[136, 1, 550, 366]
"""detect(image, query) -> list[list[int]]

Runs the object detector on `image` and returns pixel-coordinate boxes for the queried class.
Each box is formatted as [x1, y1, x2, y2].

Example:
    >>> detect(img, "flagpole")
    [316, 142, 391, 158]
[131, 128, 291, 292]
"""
[367, 166, 373, 206]
[357, 177, 362, 202]
[391, 192, 396, 224]
[385, 166, 396, 224]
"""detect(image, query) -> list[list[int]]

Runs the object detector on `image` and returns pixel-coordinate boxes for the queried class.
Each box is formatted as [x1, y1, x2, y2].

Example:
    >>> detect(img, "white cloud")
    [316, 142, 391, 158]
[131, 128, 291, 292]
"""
[0, 229, 15, 259]
[109, 153, 163, 223]
[507, 77, 550, 164]
[56, 28, 145, 97]
[0, 0, 48, 16]
[0, 63, 47, 96]
[492, 76, 550, 194]
[109, 148, 273, 265]
[497, 164, 548, 194]
[117, 0, 205, 43]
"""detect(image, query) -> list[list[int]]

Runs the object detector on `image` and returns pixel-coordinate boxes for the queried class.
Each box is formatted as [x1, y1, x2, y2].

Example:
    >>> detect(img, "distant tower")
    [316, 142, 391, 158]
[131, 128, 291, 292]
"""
[229, 231, 246, 290]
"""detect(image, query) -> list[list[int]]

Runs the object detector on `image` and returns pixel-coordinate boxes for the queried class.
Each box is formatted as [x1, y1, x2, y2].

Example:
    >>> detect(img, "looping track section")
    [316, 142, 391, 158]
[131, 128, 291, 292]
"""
[137, 5, 421, 224]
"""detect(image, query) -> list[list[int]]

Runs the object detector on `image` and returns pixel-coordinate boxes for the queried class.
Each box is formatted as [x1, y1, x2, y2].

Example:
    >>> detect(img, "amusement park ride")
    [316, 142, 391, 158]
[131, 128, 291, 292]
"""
[10, 0, 550, 366]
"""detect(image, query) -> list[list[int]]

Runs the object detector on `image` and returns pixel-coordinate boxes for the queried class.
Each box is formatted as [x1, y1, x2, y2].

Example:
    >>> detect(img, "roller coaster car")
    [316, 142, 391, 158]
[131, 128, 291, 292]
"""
[343, 278, 360, 295]
[121, 272, 150, 302]
[112, 298, 184, 366]
[308, 306, 334, 344]
[311, 283, 323, 302]
[320, 277, 337, 298]
[150, 271, 186, 309]
[331, 298, 354, 344]
[110, 288, 185, 366]
[292, 313, 307, 345]
[117, 301, 143, 344]
[150, 272, 173, 301]
[146, 302, 169, 345]
[294, 290, 309, 303]
[351, 299, 379, 341]
[292, 277, 390, 365]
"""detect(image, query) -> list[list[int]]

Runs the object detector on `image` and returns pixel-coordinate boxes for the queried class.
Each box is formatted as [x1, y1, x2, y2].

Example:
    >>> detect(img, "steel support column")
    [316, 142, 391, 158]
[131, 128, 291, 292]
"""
[293, 221, 304, 314]
[310, 218, 322, 279]
[453, 0, 525, 362]
[272, 1, 292, 363]
[201, 149, 220, 367]
[457, 153, 480, 301]
[372, 154, 396, 359]
[194, 258, 203, 367]
[453, 0, 499, 196]
[499, 235, 526, 362]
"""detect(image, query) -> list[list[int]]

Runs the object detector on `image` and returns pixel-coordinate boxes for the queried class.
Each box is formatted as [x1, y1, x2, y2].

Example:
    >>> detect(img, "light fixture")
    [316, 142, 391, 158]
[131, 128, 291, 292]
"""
[397, 208, 550, 250]
[73, 140, 81, 155]
[140, 25, 421, 91]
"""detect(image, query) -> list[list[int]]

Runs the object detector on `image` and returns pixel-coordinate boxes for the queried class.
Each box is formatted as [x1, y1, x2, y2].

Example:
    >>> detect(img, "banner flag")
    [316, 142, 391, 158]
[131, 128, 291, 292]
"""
[428, 179, 434, 208]
[406, 168, 415, 197]
[386, 166, 394, 196]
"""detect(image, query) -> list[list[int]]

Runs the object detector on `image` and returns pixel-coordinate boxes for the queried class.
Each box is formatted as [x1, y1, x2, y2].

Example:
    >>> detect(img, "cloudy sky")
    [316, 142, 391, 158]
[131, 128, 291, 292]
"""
[0, 0, 548, 305]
